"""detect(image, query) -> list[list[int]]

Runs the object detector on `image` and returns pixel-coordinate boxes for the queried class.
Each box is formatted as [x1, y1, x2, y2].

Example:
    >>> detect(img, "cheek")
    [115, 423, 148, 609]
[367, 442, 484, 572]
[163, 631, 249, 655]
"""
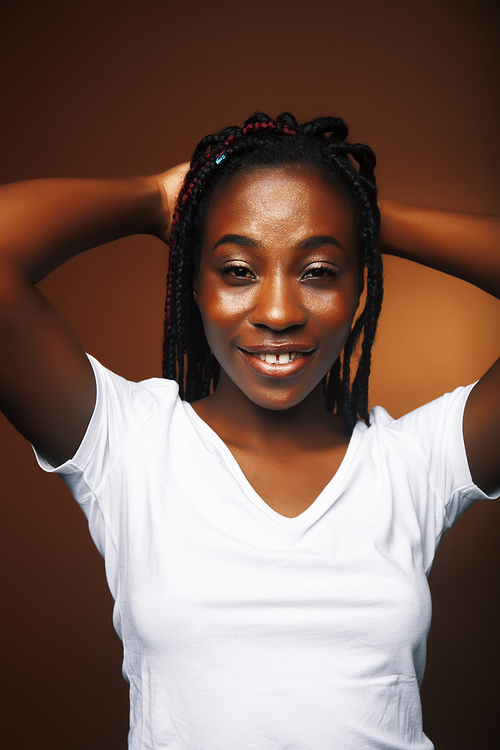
[310, 280, 360, 327]
[197, 266, 254, 328]
[197, 285, 243, 350]
[314, 295, 361, 364]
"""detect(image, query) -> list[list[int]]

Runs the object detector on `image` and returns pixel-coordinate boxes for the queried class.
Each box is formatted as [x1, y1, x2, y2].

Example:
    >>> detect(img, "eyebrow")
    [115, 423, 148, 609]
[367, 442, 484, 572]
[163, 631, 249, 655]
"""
[299, 235, 345, 252]
[211, 233, 345, 253]
[212, 234, 259, 251]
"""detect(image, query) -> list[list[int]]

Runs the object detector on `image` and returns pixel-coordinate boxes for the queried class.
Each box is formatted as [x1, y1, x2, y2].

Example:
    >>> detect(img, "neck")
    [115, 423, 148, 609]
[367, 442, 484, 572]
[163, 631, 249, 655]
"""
[192, 372, 349, 453]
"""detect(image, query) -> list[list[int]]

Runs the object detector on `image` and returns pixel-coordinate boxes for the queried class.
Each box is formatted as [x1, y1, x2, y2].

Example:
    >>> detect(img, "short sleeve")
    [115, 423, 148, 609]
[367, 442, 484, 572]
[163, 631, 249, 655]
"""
[380, 383, 499, 532]
[32, 354, 180, 511]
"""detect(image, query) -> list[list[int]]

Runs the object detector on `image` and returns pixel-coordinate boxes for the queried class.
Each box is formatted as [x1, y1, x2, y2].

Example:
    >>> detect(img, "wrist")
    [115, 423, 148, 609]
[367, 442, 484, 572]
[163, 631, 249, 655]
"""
[149, 174, 171, 241]
[128, 175, 166, 239]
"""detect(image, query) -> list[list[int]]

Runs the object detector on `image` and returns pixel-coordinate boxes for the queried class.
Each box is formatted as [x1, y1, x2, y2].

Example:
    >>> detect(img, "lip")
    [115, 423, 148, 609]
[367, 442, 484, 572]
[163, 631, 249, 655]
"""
[238, 344, 316, 354]
[237, 347, 315, 378]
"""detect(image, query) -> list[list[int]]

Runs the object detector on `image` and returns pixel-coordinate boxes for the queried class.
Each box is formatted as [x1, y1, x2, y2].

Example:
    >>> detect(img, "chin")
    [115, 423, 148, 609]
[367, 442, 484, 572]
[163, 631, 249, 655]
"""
[237, 380, 323, 413]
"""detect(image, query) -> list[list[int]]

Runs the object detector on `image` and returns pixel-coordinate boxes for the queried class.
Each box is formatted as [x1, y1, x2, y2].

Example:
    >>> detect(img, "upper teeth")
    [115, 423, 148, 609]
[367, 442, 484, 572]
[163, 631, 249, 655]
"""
[255, 352, 302, 364]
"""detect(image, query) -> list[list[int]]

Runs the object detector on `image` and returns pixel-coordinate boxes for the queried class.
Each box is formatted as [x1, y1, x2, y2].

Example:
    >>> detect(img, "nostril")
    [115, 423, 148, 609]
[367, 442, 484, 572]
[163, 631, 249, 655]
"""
[249, 299, 307, 330]
[251, 316, 307, 331]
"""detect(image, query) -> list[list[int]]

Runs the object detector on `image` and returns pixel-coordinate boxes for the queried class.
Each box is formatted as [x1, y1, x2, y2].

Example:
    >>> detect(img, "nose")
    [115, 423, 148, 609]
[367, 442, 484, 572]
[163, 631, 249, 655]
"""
[249, 276, 307, 330]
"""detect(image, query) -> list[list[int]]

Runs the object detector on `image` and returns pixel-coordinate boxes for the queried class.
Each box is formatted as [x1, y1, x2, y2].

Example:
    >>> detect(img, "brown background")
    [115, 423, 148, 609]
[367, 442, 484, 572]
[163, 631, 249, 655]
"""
[0, 1, 499, 748]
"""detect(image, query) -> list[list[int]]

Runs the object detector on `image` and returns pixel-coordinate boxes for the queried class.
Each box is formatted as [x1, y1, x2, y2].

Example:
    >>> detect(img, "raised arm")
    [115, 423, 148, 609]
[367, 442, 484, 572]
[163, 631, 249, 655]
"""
[379, 200, 500, 494]
[0, 164, 187, 467]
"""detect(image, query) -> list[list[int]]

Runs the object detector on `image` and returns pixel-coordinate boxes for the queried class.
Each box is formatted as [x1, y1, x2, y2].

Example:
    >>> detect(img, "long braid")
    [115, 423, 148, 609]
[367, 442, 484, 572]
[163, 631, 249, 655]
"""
[319, 140, 382, 430]
[163, 112, 383, 431]
[348, 144, 383, 426]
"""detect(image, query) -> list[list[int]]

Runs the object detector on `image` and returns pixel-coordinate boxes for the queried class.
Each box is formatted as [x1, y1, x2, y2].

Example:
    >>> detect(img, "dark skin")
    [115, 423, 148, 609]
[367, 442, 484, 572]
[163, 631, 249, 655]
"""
[192, 167, 361, 516]
[192, 166, 500, 515]
[0, 165, 186, 465]
[0, 163, 498, 521]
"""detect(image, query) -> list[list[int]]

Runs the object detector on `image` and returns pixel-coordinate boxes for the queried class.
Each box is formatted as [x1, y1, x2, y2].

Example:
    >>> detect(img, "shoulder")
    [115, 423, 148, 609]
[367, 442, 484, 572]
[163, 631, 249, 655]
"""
[364, 384, 476, 473]
[362, 383, 498, 505]
[357, 384, 476, 485]
[36, 355, 183, 476]
[367, 383, 475, 441]
[87, 353, 180, 416]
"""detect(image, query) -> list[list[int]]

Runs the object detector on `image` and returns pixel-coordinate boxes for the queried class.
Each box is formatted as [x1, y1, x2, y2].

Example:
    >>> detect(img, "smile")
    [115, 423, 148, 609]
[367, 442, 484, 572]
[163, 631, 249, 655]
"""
[254, 352, 303, 364]
[237, 348, 315, 378]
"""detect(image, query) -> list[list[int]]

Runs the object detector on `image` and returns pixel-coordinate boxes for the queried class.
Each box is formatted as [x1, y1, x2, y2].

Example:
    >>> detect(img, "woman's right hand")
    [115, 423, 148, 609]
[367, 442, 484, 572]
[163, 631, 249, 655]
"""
[154, 162, 190, 242]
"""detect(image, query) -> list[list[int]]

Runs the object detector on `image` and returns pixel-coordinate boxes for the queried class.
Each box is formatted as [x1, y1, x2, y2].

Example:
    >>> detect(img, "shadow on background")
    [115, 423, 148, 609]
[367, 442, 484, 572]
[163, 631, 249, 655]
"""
[0, 1, 499, 747]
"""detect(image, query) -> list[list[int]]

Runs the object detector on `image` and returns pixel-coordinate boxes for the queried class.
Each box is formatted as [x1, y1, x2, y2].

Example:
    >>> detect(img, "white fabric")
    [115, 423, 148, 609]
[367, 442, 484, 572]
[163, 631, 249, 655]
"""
[34, 355, 496, 750]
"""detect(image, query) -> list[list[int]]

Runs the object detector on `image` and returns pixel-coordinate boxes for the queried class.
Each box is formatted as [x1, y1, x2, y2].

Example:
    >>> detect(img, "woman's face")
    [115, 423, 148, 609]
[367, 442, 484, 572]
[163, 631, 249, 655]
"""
[194, 165, 362, 411]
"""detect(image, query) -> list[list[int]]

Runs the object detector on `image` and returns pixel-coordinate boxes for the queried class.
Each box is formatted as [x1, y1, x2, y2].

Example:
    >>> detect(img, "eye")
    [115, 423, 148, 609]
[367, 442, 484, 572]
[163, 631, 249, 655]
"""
[222, 263, 256, 280]
[301, 263, 338, 280]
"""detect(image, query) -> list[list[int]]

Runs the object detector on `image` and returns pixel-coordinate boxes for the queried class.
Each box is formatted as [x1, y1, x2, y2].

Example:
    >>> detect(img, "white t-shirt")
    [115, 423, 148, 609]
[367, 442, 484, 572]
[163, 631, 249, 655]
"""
[35, 356, 496, 750]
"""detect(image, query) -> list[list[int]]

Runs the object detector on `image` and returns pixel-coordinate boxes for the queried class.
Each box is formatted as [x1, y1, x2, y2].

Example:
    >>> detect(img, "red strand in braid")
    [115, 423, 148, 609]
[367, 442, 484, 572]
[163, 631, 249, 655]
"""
[164, 162, 209, 342]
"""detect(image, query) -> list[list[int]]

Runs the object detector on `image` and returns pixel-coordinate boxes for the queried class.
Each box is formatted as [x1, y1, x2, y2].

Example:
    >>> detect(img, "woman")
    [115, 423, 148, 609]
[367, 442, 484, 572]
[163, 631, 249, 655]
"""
[0, 112, 498, 748]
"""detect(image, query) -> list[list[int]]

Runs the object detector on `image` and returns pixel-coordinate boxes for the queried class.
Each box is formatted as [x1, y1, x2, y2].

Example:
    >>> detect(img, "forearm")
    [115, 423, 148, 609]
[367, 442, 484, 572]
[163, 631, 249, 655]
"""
[379, 199, 500, 299]
[0, 175, 164, 283]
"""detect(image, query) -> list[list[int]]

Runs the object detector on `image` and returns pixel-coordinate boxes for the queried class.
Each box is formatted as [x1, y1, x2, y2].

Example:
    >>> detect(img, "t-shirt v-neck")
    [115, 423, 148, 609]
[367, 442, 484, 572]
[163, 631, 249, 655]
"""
[183, 400, 364, 527]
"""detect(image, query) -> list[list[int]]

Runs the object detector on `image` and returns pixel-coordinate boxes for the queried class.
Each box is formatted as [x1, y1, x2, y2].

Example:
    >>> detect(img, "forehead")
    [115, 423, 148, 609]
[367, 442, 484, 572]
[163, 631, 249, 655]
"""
[203, 165, 356, 248]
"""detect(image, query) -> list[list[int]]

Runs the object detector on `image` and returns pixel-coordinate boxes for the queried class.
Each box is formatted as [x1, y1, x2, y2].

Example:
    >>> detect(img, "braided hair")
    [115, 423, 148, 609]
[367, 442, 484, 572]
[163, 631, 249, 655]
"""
[163, 112, 383, 433]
